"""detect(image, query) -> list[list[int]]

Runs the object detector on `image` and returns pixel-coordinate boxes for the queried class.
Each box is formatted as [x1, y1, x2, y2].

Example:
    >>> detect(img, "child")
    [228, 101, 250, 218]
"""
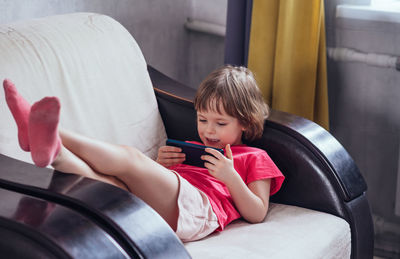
[3, 65, 284, 242]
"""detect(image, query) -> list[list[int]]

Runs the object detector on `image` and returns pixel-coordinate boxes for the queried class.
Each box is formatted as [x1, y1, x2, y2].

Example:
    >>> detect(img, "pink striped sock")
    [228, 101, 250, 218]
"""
[3, 79, 31, 151]
[29, 97, 61, 167]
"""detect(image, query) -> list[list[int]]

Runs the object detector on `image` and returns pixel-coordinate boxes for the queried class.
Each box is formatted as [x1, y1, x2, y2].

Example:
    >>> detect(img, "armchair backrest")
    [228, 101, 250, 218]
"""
[0, 13, 167, 163]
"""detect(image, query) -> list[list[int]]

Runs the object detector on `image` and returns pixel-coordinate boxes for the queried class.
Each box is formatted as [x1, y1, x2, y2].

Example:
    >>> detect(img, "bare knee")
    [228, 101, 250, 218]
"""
[119, 145, 149, 170]
[120, 145, 141, 159]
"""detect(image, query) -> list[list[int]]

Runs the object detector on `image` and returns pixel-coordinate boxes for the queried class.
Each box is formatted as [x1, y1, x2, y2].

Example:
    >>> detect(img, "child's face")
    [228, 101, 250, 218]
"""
[197, 105, 245, 149]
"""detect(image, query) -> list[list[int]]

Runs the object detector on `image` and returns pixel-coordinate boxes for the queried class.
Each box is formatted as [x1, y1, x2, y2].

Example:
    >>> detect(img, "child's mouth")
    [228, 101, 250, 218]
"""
[206, 138, 220, 145]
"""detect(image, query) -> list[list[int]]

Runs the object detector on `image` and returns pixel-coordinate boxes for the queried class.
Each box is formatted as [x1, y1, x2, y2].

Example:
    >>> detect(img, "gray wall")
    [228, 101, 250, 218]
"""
[325, 0, 370, 46]
[0, 0, 226, 88]
[186, 0, 226, 88]
[325, 0, 400, 255]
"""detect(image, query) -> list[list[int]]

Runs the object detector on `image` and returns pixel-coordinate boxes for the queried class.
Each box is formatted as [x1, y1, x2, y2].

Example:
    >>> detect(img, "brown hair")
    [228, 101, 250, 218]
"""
[194, 65, 269, 141]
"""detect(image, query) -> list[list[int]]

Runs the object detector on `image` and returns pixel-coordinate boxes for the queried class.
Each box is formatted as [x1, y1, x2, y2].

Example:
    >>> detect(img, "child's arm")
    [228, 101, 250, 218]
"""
[203, 145, 271, 223]
[156, 145, 186, 167]
[225, 175, 271, 223]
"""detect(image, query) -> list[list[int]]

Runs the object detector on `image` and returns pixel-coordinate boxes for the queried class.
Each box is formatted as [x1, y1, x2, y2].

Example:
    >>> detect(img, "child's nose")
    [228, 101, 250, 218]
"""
[206, 124, 215, 133]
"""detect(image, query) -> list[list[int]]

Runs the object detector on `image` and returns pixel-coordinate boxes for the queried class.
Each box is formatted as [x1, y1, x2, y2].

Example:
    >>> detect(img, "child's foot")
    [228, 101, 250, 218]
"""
[29, 97, 62, 167]
[3, 79, 31, 151]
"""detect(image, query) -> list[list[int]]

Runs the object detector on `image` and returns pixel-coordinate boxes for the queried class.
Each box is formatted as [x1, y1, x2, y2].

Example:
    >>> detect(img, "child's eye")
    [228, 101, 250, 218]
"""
[198, 119, 207, 123]
[217, 123, 227, 126]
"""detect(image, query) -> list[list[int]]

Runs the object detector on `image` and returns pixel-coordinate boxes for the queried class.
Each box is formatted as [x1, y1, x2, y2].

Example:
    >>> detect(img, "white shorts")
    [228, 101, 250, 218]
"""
[173, 172, 220, 242]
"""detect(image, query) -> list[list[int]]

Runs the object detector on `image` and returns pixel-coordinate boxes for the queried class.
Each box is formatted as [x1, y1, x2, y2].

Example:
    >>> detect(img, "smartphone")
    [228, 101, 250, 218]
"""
[166, 139, 224, 168]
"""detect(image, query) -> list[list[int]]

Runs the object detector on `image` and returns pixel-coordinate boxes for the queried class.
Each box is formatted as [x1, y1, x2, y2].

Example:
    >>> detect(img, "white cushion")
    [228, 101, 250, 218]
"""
[0, 13, 167, 163]
[185, 203, 351, 259]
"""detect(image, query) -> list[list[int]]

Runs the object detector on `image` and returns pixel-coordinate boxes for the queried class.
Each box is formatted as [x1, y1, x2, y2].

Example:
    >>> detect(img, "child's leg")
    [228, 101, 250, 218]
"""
[29, 97, 124, 187]
[29, 96, 61, 167]
[52, 146, 129, 191]
[3, 79, 31, 151]
[59, 129, 180, 230]
[6, 87, 180, 230]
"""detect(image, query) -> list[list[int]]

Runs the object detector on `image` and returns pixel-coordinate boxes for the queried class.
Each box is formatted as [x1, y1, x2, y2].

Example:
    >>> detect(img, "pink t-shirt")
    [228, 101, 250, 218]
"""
[170, 141, 285, 231]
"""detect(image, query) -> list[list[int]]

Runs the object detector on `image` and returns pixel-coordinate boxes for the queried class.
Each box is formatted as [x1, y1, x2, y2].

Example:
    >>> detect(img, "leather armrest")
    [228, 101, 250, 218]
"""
[0, 154, 190, 258]
[0, 188, 127, 258]
[148, 66, 200, 142]
[256, 110, 367, 201]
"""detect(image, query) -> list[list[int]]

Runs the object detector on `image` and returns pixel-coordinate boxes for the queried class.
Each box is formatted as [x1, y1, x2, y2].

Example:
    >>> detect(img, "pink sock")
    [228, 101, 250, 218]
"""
[3, 79, 31, 151]
[29, 97, 62, 167]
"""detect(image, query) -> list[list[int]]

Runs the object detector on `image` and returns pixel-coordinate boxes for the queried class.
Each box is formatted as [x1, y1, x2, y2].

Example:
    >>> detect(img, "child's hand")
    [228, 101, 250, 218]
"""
[202, 144, 237, 184]
[156, 146, 185, 167]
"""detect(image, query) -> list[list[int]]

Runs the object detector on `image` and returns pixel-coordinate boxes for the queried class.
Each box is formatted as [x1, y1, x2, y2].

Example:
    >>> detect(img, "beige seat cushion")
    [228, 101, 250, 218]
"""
[185, 203, 351, 259]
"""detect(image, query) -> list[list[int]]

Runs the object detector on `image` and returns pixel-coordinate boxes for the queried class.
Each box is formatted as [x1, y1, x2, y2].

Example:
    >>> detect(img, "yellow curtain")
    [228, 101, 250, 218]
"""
[248, 0, 329, 130]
